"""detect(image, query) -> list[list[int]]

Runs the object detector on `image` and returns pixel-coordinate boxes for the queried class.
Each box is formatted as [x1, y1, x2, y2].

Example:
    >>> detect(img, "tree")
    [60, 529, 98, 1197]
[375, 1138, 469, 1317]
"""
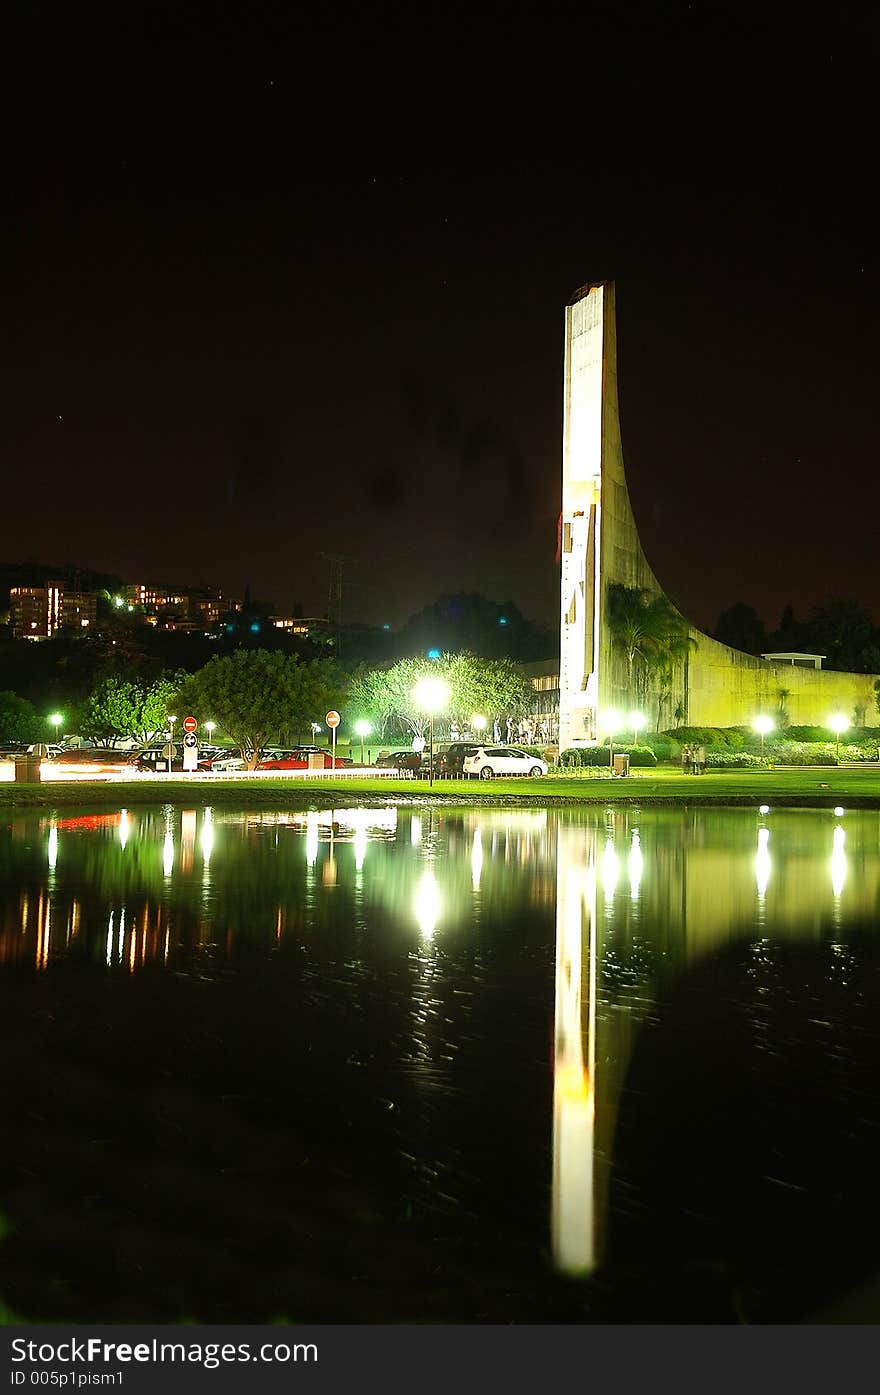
[0, 690, 42, 742]
[83, 672, 186, 746]
[606, 583, 695, 715]
[712, 602, 767, 655]
[346, 653, 534, 741]
[177, 650, 344, 767]
[392, 592, 554, 661]
[804, 597, 878, 673]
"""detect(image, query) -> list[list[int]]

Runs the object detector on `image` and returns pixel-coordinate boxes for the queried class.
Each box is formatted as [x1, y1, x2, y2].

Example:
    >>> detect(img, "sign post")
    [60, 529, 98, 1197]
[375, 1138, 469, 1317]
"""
[325, 710, 340, 769]
[182, 716, 198, 773]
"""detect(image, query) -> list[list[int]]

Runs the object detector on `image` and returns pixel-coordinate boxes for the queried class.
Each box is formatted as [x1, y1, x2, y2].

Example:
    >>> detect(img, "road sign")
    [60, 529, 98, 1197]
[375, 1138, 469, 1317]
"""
[183, 716, 198, 733]
[183, 733, 198, 748]
[325, 711, 340, 728]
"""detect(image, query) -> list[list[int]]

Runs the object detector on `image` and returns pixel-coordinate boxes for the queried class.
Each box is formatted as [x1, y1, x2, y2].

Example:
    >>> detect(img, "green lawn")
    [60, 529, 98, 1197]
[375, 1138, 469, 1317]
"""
[3, 765, 880, 809]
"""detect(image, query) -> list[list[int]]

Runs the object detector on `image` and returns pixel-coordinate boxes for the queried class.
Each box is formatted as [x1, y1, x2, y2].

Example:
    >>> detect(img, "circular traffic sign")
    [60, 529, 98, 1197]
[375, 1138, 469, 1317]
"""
[183, 716, 198, 733]
[183, 733, 198, 749]
[325, 710, 341, 728]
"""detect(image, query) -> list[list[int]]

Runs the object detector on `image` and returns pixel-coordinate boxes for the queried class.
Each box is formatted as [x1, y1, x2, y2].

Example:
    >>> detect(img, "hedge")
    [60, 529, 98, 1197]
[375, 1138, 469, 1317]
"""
[561, 744, 657, 769]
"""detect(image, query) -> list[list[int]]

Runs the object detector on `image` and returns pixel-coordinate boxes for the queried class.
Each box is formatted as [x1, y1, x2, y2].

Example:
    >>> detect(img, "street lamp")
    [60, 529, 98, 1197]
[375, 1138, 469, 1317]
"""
[311, 722, 322, 744]
[413, 676, 450, 789]
[629, 711, 646, 746]
[471, 714, 487, 741]
[603, 710, 621, 769]
[205, 720, 216, 745]
[48, 712, 63, 746]
[354, 719, 371, 764]
[753, 714, 773, 758]
[829, 713, 849, 760]
[168, 714, 177, 773]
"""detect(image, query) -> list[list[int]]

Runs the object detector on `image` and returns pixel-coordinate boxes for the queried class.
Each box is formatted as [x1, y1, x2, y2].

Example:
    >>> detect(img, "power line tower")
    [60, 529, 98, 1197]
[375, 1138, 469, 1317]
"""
[317, 553, 355, 655]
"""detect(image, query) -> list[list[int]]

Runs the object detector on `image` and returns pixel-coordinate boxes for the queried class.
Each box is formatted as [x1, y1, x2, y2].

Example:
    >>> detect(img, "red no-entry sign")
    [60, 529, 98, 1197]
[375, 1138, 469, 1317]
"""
[183, 716, 198, 733]
[325, 711, 340, 728]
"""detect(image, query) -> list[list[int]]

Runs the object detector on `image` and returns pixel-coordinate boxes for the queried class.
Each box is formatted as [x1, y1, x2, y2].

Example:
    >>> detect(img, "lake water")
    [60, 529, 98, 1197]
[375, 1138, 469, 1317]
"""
[1, 801, 879, 1323]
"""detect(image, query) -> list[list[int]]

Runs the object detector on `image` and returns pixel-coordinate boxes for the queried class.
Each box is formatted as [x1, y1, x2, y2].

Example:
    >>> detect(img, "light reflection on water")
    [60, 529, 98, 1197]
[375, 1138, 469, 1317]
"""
[2, 800, 880, 1309]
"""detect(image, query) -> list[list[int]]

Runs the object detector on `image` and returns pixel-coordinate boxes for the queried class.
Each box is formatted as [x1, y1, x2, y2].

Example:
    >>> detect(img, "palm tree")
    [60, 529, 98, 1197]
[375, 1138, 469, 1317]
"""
[606, 583, 695, 719]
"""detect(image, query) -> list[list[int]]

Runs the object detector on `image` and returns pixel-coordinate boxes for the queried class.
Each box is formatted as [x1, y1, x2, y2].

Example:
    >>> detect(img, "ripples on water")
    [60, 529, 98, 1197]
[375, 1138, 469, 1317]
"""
[1, 802, 879, 1322]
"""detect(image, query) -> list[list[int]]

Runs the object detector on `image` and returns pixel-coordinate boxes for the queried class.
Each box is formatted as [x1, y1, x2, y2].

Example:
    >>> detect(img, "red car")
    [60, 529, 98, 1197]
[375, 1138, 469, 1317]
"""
[256, 749, 346, 771]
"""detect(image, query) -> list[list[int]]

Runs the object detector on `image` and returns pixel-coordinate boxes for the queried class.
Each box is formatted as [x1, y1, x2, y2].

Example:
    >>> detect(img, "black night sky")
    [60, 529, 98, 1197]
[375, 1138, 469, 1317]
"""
[2, 2, 877, 634]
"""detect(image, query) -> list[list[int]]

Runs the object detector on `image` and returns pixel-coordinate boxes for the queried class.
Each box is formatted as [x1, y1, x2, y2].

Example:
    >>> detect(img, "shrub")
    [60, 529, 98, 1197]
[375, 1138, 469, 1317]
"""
[702, 751, 766, 769]
[784, 725, 838, 744]
[768, 742, 839, 766]
[661, 726, 744, 749]
[640, 733, 675, 760]
[578, 743, 657, 768]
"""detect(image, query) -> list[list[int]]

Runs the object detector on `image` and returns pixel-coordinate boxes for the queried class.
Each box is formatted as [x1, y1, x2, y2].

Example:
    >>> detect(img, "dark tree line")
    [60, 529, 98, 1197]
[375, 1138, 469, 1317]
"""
[713, 598, 880, 675]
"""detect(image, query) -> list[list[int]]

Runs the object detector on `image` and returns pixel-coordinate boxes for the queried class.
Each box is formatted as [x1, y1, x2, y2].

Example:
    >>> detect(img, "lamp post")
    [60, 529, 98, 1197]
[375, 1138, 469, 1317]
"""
[311, 722, 322, 745]
[168, 714, 177, 773]
[48, 712, 63, 747]
[205, 720, 216, 745]
[471, 714, 487, 743]
[753, 714, 773, 759]
[829, 714, 849, 760]
[604, 711, 621, 769]
[413, 677, 450, 789]
[354, 719, 371, 764]
[629, 711, 645, 747]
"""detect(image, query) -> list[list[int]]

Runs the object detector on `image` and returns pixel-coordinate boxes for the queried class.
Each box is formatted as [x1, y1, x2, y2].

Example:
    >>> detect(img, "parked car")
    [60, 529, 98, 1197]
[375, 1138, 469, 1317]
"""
[435, 742, 481, 778]
[257, 750, 346, 770]
[26, 744, 63, 760]
[462, 746, 548, 779]
[374, 750, 422, 772]
[132, 746, 185, 772]
[209, 752, 250, 772]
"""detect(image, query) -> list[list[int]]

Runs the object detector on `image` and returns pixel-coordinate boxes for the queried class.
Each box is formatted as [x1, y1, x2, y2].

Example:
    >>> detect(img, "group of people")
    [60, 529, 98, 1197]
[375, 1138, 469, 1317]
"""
[681, 743, 707, 775]
[449, 717, 552, 746]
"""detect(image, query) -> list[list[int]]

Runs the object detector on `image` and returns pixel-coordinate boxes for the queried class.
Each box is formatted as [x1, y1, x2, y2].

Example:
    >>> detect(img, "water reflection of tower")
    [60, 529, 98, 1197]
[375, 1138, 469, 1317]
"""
[552, 816, 645, 1279]
[552, 820, 598, 1274]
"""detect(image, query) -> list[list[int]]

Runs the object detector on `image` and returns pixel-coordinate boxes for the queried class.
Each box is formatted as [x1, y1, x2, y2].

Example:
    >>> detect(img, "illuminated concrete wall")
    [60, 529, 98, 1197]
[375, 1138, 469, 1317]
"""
[559, 282, 878, 744]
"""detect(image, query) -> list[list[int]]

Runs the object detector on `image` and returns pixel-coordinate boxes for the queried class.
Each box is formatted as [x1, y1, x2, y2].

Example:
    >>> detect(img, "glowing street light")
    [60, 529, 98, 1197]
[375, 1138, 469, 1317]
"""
[629, 711, 646, 746]
[354, 719, 371, 764]
[413, 676, 450, 789]
[167, 714, 177, 773]
[48, 712, 63, 745]
[471, 714, 487, 741]
[753, 714, 774, 758]
[829, 713, 849, 759]
[205, 720, 216, 744]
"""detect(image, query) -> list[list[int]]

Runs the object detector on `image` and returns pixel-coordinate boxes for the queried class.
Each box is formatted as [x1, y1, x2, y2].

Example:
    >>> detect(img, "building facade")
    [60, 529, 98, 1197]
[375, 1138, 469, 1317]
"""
[10, 584, 97, 640]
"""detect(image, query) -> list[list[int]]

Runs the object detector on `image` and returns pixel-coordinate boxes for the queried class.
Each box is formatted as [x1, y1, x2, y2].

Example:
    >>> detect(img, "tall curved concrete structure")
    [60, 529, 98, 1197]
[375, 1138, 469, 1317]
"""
[559, 282, 877, 749]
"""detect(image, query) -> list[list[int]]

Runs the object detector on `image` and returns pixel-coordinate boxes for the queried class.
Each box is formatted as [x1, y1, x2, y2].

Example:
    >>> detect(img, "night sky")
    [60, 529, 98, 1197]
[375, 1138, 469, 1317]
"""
[2, 2, 877, 634]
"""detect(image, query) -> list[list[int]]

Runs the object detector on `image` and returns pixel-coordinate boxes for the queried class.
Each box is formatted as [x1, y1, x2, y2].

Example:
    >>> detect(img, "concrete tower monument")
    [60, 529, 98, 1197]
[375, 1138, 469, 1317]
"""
[559, 281, 877, 748]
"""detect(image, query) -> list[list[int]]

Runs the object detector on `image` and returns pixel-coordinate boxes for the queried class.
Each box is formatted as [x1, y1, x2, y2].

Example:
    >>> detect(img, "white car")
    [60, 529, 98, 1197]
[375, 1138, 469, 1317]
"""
[210, 753, 249, 772]
[462, 746, 548, 779]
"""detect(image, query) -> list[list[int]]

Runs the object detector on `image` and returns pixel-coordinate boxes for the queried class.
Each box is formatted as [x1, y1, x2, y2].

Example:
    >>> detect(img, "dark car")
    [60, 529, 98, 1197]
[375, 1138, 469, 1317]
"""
[375, 750, 422, 772]
[132, 746, 185, 772]
[434, 742, 481, 778]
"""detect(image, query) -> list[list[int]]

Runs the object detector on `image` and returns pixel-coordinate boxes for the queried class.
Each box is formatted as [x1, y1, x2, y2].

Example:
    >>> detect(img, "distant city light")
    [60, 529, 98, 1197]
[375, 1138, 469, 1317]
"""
[498, 616, 508, 625]
[382, 623, 391, 631]
[250, 622, 260, 633]
[426, 648, 441, 660]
